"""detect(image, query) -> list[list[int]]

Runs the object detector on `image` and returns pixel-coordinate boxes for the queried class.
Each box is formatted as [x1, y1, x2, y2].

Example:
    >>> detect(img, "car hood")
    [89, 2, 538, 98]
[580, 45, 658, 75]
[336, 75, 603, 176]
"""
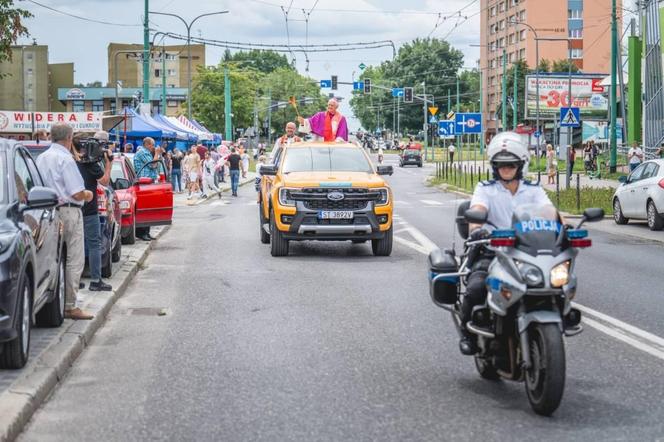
[281, 171, 388, 188]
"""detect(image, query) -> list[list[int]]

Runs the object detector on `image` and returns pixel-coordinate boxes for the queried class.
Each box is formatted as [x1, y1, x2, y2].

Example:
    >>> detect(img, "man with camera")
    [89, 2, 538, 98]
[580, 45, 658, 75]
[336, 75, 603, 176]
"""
[133, 137, 162, 241]
[36, 123, 95, 320]
[74, 131, 114, 292]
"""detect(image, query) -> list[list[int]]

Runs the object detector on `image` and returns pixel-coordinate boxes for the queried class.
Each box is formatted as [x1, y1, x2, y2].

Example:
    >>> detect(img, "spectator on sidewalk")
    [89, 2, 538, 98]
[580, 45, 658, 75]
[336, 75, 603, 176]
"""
[134, 137, 162, 241]
[36, 123, 95, 320]
[628, 141, 644, 171]
[241, 148, 250, 178]
[201, 151, 221, 199]
[123, 143, 133, 154]
[583, 142, 594, 172]
[567, 145, 576, 176]
[184, 145, 201, 200]
[75, 132, 113, 292]
[546, 144, 557, 185]
[655, 143, 663, 158]
[226, 147, 242, 197]
[170, 148, 183, 193]
[33, 128, 49, 142]
[448, 143, 456, 163]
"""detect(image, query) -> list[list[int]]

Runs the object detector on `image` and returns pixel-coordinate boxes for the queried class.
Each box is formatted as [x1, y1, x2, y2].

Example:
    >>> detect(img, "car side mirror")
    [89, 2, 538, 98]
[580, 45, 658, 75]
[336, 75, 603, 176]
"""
[618, 175, 628, 184]
[136, 177, 153, 185]
[24, 186, 59, 210]
[464, 208, 488, 225]
[260, 165, 277, 176]
[376, 165, 393, 176]
[114, 178, 130, 190]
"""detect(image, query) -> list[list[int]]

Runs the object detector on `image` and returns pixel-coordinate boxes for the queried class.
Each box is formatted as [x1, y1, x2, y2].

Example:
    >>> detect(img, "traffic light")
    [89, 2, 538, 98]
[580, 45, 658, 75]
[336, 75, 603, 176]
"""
[404, 87, 413, 103]
[331, 75, 338, 90]
[364, 78, 372, 94]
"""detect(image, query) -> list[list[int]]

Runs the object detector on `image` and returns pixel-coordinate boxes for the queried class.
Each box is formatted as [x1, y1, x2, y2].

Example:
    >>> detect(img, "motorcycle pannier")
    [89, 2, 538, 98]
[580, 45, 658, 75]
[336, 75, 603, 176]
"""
[428, 248, 459, 305]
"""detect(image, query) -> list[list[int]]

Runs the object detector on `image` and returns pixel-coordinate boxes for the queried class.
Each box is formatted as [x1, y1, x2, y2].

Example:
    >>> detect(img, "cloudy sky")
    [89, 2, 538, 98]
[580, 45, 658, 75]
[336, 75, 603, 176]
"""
[15, 0, 485, 129]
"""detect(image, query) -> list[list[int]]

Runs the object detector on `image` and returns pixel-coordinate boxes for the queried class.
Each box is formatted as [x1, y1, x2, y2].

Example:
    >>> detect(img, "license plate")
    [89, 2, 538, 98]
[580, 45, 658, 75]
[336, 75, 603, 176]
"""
[318, 210, 354, 219]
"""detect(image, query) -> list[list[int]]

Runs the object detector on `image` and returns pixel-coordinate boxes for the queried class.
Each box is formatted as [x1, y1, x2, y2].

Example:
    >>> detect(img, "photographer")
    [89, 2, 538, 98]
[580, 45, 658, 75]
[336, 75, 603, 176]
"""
[74, 131, 114, 292]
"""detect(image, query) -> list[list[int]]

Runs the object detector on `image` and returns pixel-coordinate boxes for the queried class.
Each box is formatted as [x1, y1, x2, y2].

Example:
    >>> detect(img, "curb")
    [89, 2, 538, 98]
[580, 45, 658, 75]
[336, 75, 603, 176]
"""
[0, 226, 170, 442]
[192, 177, 256, 206]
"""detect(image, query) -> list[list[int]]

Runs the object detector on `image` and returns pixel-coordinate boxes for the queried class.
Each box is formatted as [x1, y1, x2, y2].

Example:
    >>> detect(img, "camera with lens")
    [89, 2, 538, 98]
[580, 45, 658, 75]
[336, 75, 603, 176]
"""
[73, 137, 108, 163]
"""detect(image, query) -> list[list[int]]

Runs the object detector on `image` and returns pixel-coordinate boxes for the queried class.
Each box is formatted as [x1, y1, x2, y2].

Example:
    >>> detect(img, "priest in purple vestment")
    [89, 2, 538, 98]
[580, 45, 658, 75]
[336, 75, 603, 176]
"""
[297, 98, 349, 142]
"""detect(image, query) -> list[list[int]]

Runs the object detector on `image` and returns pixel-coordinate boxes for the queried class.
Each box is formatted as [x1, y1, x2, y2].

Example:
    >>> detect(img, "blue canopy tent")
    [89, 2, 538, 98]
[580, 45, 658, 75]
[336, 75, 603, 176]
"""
[110, 108, 176, 149]
[137, 112, 195, 152]
[153, 114, 200, 149]
[192, 119, 222, 144]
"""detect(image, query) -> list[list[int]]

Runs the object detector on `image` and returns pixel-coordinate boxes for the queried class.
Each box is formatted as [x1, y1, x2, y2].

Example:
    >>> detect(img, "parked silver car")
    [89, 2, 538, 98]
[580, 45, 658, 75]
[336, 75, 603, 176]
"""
[612, 159, 664, 230]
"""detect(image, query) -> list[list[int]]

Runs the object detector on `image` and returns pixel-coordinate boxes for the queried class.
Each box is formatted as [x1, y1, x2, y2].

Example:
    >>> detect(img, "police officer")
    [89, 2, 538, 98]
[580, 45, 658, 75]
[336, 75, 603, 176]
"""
[459, 131, 554, 355]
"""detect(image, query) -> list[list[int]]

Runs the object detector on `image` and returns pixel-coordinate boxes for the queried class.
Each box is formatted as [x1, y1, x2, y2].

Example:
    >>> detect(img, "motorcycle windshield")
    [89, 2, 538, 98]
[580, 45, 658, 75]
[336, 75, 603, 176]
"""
[512, 204, 563, 256]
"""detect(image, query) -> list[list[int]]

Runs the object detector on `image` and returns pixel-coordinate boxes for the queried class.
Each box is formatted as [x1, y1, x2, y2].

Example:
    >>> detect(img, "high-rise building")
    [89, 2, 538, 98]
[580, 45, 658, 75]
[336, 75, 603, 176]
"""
[107, 43, 205, 90]
[0, 45, 73, 112]
[479, 0, 621, 135]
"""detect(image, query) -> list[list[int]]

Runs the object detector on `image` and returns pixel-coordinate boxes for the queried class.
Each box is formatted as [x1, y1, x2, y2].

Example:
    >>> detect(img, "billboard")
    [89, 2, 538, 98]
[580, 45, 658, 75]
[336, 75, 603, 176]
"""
[0, 111, 104, 133]
[525, 75, 609, 120]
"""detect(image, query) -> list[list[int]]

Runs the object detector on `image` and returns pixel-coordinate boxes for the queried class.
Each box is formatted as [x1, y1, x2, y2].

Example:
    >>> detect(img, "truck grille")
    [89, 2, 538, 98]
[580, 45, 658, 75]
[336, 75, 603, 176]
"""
[290, 187, 379, 211]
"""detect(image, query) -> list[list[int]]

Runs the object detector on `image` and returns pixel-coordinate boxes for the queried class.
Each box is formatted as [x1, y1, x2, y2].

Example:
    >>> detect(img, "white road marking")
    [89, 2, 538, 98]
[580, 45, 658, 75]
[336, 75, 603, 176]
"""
[420, 199, 444, 206]
[395, 201, 412, 206]
[396, 212, 664, 361]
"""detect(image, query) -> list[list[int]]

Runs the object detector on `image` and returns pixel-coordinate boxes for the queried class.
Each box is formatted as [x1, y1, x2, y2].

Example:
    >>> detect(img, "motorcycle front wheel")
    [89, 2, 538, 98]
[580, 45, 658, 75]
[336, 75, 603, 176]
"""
[474, 355, 500, 380]
[525, 323, 566, 416]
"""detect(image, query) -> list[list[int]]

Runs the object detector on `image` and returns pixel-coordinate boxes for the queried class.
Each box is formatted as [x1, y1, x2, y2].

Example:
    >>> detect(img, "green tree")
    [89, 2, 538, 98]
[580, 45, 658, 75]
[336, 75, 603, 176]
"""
[222, 49, 294, 74]
[0, 0, 32, 75]
[350, 38, 465, 134]
[551, 59, 580, 74]
[495, 59, 529, 127]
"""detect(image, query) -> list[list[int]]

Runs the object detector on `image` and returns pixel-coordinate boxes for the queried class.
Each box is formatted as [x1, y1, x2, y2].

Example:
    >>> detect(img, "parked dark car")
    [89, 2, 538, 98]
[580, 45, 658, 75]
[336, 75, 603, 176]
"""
[399, 147, 423, 167]
[0, 139, 66, 369]
[22, 142, 122, 279]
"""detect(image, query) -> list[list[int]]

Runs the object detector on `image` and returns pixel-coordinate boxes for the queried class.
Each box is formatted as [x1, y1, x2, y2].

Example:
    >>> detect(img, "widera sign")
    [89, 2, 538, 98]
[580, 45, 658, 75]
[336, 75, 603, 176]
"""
[0, 111, 104, 133]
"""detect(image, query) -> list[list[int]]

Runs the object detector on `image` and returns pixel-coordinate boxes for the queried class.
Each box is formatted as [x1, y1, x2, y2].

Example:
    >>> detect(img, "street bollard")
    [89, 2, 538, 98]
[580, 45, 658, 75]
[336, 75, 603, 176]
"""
[556, 169, 560, 208]
[576, 173, 581, 212]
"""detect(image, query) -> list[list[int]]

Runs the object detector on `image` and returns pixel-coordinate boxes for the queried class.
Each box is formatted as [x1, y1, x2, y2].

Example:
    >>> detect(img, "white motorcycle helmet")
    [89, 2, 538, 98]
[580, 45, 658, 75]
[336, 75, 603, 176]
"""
[486, 131, 530, 181]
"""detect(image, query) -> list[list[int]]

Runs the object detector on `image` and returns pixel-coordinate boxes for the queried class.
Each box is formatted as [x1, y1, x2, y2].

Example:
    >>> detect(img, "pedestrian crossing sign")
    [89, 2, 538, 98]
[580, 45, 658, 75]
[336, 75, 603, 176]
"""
[560, 107, 580, 127]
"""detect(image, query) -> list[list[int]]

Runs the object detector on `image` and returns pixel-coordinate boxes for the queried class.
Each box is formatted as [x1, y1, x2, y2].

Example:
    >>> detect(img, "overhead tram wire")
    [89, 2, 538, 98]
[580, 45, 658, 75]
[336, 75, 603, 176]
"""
[23, 0, 142, 27]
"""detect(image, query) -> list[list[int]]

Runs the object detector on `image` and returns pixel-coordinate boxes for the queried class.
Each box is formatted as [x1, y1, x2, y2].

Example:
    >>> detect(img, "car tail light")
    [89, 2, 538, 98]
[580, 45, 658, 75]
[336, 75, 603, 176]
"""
[658, 179, 664, 189]
[570, 238, 592, 248]
[97, 187, 107, 216]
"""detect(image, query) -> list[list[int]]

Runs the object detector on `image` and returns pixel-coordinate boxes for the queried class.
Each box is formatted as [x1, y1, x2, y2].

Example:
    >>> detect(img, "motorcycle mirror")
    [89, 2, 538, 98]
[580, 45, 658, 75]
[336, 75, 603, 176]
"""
[576, 207, 604, 228]
[464, 209, 488, 225]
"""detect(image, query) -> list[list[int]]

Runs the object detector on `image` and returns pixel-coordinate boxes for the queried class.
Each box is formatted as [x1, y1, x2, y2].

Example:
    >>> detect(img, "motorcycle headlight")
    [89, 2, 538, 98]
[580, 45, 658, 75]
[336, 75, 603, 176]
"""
[278, 188, 296, 207]
[515, 261, 544, 287]
[376, 187, 390, 206]
[550, 261, 570, 287]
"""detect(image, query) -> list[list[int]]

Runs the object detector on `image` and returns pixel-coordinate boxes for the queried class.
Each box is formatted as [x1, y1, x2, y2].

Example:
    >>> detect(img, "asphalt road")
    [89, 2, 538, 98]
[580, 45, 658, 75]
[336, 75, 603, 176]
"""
[19, 155, 664, 441]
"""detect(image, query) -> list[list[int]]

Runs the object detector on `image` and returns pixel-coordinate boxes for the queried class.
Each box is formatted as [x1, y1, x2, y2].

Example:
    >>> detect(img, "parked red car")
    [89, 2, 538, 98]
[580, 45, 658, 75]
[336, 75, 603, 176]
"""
[111, 154, 173, 244]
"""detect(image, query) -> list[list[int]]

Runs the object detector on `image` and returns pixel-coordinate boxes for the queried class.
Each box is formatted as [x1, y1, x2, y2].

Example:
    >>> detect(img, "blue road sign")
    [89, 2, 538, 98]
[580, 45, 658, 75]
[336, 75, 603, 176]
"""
[438, 120, 456, 137]
[560, 107, 580, 127]
[429, 115, 438, 124]
[534, 130, 541, 138]
[391, 87, 404, 97]
[455, 112, 482, 134]
[320, 79, 332, 88]
[353, 81, 364, 91]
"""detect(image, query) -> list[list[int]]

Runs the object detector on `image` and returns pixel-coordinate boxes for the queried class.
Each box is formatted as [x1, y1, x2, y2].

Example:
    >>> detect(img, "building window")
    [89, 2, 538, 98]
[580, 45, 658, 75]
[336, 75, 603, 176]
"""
[499, 2, 505, 12]
[166, 54, 177, 61]
[568, 9, 582, 19]
[569, 48, 583, 59]
[520, 29, 526, 41]
[509, 33, 515, 45]
[510, 0, 518, 6]
[569, 28, 583, 38]
[499, 20, 505, 30]
[499, 37, 505, 48]
[519, 10, 526, 20]
[519, 48, 526, 59]
[168, 84, 177, 88]
[489, 41, 496, 52]
[490, 59, 495, 69]
[26, 68, 33, 75]
[92, 100, 104, 111]
[110, 100, 116, 114]
[167, 100, 178, 107]
[155, 69, 161, 78]
[72, 100, 85, 112]
[167, 69, 177, 76]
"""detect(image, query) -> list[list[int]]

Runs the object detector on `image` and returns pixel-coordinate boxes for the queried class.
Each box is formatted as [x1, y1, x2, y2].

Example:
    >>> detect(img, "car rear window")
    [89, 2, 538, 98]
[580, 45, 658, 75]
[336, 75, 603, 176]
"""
[111, 161, 126, 182]
[282, 147, 372, 173]
[404, 149, 420, 155]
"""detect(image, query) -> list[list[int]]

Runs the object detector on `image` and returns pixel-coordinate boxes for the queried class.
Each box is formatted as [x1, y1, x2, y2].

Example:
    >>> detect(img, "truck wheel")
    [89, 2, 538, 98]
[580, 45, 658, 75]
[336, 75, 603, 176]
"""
[259, 202, 270, 244]
[371, 226, 393, 256]
[270, 208, 289, 256]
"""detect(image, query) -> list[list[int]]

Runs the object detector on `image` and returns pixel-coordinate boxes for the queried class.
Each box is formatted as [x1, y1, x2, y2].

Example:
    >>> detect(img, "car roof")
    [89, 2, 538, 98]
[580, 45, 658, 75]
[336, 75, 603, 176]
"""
[285, 142, 361, 149]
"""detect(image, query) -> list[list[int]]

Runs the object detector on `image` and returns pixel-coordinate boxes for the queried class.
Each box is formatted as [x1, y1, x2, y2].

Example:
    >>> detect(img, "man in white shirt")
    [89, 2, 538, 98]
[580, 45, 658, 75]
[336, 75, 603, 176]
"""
[628, 141, 644, 171]
[448, 143, 456, 163]
[36, 123, 95, 320]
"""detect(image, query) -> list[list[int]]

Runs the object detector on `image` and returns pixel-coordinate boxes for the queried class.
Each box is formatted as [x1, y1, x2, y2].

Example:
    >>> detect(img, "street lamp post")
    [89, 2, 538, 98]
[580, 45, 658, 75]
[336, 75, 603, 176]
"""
[149, 10, 229, 119]
[114, 50, 143, 113]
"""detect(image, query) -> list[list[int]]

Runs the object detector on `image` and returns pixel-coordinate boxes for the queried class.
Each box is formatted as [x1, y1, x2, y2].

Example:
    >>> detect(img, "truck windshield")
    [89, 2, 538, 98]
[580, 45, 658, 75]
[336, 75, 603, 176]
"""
[282, 147, 373, 173]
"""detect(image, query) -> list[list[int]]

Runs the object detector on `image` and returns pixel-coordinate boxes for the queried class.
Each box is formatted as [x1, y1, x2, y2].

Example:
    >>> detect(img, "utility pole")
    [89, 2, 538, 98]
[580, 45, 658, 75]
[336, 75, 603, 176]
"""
[513, 64, 518, 130]
[143, 0, 150, 105]
[456, 76, 460, 158]
[161, 44, 166, 114]
[267, 88, 272, 147]
[479, 69, 485, 154]
[423, 81, 428, 160]
[224, 66, 232, 141]
[609, 0, 618, 172]
[566, 43, 573, 189]
[501, 49, 507, 131]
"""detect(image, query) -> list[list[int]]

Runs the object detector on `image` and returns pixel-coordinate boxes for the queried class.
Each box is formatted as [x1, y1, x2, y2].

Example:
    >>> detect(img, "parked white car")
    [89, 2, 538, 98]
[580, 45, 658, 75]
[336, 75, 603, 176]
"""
[612, 159, 664, 230]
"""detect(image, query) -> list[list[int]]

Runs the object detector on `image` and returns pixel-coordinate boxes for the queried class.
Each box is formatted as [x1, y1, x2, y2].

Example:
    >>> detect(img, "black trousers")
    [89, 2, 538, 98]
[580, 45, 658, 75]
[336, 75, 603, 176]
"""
[136, 226, 151, 238]
[462, 251, 493, 324]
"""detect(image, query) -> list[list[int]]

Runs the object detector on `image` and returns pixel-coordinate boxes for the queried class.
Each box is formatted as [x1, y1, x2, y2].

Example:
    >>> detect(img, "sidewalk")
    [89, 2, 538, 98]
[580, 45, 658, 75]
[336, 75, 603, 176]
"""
[173, 172, 256, 207]
[0, 227, 168, 441]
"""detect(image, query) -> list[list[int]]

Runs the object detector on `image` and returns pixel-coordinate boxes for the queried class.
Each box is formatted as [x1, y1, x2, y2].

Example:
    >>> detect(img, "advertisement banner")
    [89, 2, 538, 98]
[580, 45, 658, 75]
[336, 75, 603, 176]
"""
[525, 75, 609, 120]
[0, 111, 104, 134]
[582, 120, 623, 144]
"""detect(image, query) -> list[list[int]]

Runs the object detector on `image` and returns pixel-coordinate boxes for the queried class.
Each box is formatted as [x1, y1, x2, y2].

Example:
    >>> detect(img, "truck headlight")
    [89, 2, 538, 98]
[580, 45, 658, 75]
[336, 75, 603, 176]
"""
[515, 261, 543, 287]
[278, 188, 296, 207]
[376, 187, 390, 206]
[550, 261, 570, 287]
[119, 200, 131, 211]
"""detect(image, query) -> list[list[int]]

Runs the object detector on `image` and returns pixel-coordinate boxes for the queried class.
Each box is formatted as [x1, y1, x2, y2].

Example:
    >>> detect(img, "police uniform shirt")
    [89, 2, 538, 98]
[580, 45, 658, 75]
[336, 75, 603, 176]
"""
[470, 180, 553, 230]
[35, 142, 85, 206]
